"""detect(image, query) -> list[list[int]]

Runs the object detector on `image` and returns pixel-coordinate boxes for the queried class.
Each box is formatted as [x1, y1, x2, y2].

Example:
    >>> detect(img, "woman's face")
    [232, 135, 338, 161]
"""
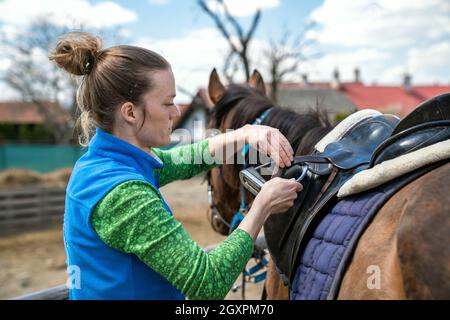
[137, 68, 181, 148]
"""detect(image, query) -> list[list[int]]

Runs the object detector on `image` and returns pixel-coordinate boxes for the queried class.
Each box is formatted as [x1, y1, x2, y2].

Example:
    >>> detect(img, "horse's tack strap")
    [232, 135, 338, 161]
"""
[241, 107, 274, 157]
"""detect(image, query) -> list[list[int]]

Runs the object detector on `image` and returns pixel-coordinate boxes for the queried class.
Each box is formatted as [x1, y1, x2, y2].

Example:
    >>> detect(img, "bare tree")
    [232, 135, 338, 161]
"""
[198, 0, 261, 82]
[0, 19, 80, 143]
[265, 23, 320, 104]
[1, 18, 127, 144]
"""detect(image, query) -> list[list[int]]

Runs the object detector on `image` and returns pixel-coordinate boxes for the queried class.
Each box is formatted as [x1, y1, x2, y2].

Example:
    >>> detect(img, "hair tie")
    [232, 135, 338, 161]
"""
[84, 55, 96, 75]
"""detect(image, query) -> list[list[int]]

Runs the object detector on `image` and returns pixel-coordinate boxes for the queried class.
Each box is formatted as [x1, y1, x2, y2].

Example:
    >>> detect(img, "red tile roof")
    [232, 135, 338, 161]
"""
[340, 83, 450, 117]
[0, 101, 71, 124]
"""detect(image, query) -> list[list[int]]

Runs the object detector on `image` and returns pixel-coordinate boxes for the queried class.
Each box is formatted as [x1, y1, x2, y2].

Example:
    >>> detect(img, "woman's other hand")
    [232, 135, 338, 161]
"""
[242, 124, 294, 168]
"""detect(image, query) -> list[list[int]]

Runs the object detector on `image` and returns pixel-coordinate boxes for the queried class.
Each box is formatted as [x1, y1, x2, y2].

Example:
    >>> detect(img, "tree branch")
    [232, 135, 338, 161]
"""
[198, 0, 239, 53]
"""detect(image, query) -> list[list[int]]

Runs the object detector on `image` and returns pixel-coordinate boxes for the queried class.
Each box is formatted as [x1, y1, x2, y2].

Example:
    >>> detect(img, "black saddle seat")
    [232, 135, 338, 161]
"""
[371, 93, 450, 166]
[391, 92, 450, 135]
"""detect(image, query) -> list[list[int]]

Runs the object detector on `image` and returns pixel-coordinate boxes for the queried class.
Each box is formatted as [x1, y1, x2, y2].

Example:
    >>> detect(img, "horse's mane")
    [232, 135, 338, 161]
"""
[210, 83, 333, 155]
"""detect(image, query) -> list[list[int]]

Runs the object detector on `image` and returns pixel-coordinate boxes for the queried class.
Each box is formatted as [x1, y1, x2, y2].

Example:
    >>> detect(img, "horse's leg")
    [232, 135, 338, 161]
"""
[338, 163, 450, 299]
[263, 257, 290, 300]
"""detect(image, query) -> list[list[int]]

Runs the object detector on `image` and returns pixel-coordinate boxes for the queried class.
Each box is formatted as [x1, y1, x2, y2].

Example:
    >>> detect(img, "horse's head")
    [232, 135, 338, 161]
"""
[205, 68, 332, 235]
[206, 68, 271, 235]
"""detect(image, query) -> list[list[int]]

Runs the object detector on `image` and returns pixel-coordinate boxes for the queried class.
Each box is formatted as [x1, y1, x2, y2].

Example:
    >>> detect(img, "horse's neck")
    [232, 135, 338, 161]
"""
[223, 104, 332, 160]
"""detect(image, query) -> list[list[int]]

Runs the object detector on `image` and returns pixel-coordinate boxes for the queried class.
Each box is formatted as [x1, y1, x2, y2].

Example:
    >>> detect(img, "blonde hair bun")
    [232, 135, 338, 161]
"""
[49, 32, 103, 76]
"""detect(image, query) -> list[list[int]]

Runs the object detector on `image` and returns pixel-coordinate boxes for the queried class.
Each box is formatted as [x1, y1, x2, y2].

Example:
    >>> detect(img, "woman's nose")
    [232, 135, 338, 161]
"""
[171, 104, 181, 118]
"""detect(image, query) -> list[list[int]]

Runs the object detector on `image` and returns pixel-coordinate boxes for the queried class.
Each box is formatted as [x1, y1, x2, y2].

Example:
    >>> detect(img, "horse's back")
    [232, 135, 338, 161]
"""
[338, 162, 450, 299]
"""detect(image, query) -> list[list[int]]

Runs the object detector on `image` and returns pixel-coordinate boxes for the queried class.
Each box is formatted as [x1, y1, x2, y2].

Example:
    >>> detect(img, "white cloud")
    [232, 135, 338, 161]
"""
[298, 49, 391, 83]
[149, 0, 170, 5]
[380, 42, 450, 85]
[207, 0, 280, 17]
[307, 0, 450, 49]
[408, 41, 450, 84]
[136, 28, 230, 102]
[302, 0, 450, 84]
[379, 65, 409, 84]
[0, 82, 21, 101]
[135, 28, 272, 103]
[0, 0, 137, 28]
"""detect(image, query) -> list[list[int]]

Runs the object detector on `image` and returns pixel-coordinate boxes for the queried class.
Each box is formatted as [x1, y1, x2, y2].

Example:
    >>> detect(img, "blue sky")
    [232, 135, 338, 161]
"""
[90, 0, 321, 41]
[0, 0, 449, 103]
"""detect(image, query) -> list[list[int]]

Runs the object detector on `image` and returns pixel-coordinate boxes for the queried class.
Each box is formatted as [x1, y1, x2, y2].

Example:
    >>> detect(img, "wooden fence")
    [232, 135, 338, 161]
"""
[0, 186, 66, 235]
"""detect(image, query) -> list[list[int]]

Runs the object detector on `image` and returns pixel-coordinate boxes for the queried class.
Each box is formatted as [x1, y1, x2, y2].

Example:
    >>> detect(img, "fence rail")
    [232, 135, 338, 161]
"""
[0, 186, 65, 235]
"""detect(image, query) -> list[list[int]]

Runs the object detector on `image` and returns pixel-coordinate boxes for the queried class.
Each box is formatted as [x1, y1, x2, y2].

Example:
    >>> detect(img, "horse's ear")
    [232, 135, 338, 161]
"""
[249, 69, 266, 96]
[208, 68, 225, 105]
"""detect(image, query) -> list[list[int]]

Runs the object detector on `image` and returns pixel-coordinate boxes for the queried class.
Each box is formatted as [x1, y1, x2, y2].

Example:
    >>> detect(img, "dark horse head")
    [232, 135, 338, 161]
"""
[206, 68, 333, 235]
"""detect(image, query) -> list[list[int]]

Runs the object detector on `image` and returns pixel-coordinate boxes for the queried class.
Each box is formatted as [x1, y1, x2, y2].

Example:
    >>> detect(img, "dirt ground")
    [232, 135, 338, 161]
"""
[0, 176, 265, 300]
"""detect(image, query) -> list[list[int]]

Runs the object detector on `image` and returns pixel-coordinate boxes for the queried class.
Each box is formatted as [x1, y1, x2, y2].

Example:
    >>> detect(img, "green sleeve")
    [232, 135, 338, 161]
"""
[152, 139, 218, 187]
[91, 180, 254, 300]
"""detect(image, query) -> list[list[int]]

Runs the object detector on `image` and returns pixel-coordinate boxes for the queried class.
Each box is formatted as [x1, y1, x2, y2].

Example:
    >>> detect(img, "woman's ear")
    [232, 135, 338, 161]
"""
[119, 102, 138, 124]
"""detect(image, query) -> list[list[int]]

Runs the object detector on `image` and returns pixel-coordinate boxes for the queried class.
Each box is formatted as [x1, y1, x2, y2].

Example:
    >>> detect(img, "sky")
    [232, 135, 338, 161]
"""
[0, 0, 449, 103]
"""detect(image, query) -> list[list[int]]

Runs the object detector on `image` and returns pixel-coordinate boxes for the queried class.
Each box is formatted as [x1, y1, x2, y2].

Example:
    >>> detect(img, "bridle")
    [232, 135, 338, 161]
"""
[206, 107, 274, 235]
[206, 168, 234, 232]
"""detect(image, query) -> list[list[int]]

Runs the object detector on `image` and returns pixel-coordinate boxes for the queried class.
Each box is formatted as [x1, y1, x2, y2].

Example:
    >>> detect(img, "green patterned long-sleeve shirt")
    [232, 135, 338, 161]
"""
[91, 139, 254, 300]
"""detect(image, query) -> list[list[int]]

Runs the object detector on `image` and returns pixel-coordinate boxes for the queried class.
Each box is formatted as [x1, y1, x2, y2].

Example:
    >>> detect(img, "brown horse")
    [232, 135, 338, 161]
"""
[205, 69, 450, 299]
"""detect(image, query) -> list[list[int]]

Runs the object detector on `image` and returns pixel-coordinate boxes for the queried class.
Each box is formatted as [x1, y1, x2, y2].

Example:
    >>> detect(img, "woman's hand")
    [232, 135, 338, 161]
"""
[238, 177, 302, 240]
[254, 177, 303, 217]
[242, 124, 294, 168]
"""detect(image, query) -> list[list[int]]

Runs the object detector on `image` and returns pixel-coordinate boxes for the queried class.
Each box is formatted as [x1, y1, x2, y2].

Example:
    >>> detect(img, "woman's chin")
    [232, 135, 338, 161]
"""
[164, 135, 172, 146]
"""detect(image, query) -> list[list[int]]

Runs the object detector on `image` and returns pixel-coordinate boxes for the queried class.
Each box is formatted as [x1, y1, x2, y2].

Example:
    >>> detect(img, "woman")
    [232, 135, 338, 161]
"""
[50, 32, 301, 300]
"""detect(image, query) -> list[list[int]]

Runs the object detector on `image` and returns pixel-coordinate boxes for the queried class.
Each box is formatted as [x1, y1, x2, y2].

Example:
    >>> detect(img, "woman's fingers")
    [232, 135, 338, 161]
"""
[267, 130, 293, 167]
[247, 125, 294, 168]
[270, 129, 294, 159]
[270, 128, 294, 156]
[255, 133, 286, 168]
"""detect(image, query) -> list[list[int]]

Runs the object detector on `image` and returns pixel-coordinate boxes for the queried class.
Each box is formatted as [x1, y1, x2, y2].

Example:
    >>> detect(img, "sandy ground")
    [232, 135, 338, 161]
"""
[0, 176, 265, 300]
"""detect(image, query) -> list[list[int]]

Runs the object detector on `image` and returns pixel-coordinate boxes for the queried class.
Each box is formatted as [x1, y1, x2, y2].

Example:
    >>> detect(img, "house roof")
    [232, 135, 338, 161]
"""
[276, 88, 357, 116]
[278, 82, 333, 90]
[0, 101, 71, 125]
[340, 83, 450, 117]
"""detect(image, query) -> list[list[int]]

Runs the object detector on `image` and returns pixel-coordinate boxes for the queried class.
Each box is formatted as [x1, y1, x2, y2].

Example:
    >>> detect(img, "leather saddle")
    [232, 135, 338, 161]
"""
[240, 92, 450, 286]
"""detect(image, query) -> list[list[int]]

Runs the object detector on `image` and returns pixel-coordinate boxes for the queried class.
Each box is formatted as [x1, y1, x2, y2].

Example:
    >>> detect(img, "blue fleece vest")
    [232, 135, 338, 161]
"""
[64, 128, 184, 300]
